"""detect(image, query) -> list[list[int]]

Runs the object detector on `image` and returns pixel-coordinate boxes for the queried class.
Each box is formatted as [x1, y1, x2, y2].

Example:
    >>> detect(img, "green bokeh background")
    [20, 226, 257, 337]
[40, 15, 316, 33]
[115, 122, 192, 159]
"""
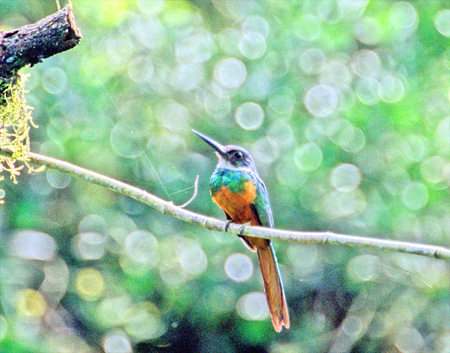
[1, 0, 449, 352]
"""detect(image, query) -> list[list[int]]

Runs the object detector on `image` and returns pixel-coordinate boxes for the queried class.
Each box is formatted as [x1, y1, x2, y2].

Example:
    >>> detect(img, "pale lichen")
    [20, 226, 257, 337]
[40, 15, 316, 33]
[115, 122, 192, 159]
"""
[0, 74, 43, 185]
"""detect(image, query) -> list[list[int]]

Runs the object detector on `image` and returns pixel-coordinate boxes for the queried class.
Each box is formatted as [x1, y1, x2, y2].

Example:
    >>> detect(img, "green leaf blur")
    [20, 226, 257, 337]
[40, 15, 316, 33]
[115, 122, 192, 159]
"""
[0, 1, 449, 352]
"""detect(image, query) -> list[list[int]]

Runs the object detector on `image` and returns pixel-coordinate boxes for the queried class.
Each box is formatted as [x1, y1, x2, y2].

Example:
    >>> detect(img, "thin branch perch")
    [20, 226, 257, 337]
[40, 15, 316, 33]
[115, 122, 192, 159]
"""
[1, 146, 449, 261]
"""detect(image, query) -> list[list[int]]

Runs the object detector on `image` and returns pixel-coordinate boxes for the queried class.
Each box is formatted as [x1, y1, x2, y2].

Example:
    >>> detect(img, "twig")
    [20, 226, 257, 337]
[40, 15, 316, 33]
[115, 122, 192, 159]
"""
[1, 146, 449, 261]
[179, 175, 199, 208]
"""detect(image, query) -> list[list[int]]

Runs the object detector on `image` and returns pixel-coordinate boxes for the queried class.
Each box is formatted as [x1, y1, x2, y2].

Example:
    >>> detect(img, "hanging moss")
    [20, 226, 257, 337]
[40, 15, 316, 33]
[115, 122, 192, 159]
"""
[0, 74, 44, 185]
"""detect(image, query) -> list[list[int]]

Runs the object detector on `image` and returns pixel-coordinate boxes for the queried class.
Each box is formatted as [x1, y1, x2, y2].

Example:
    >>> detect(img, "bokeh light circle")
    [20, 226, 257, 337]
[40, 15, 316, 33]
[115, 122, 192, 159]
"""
[236, 292, 269, 321]
[41, 67, 68, 95]
[239, 32, 267, 59]
[347, 255, 379, 282]
[176, 32, 216, 63]
[405, 134, 428, 162]
[420, 156, 447, 184]
[110, 121, 145, 158]
[351, 50, 381, 78]
[295, 143, 323, 171]
[155, 99, 190, 132]
[268, 87, 296, 117]
[394, 327, 425, 353]
[299, 48, 326, 75]
[242, 16, 270, 38]
[331, 164, 362, 192]
[434, 9, 450, 37]
[355, 78, 380, 105]
[251, 137, 280, 165]
[124, 230, 159, 268]
[214, 57, 247, 88]
[176, 241, 207, 276]
[97, 296, 131, 328]
[383, 168, 410, 196]
[320, 59, 353, 87]
[46, 169, 71, 189]
[342, 316, 365, 338]
[130, 18, 166, 50]
[12, 230, 57, 261]
[76, 268, 105, 301]
[78, 214, 108, 234]
[355, 17, 383, 45]
[324, 190, 367, 218]
[339, 126, 366, 153]
[224, 253, 253, 282]
[402, 182, 429, 210]
[235, 102, 265, 130]
[378, 75, 405, 103]
[304, 85, 338, 118]
[124, 303, 165, 340]
[74, 232, 106, 261]
[103, 332, 132, 353]
[389, 2, 418, 30]
[17, 289, 47, 318]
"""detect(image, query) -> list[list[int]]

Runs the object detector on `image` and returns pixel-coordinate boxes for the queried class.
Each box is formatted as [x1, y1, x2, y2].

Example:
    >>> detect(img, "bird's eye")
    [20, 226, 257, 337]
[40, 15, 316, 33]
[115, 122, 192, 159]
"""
[234, 151, 243, 159]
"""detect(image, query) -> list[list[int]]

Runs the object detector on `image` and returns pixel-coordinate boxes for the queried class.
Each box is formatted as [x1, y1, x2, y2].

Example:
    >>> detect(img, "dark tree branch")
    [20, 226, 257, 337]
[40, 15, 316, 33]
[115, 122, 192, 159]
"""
[0, 4, 82, 95]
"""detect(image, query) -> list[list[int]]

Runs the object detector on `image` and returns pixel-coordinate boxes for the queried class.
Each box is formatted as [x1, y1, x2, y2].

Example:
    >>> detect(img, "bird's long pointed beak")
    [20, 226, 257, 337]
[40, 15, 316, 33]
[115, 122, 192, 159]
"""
[192, 129, 228, 157]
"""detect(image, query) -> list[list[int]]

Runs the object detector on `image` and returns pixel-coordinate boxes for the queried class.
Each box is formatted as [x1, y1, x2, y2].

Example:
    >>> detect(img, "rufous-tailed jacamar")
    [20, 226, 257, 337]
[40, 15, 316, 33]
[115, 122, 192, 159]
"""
[193, 130, 289, 332]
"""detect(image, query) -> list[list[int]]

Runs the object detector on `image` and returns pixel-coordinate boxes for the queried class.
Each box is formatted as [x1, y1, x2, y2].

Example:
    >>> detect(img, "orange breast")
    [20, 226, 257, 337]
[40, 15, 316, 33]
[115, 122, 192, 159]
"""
[212, 181, 260, 225]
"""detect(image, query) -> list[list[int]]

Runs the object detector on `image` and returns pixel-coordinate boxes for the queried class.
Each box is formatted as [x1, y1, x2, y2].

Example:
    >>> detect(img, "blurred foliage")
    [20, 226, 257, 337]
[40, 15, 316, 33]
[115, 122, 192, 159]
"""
[0, 0, 449, 352]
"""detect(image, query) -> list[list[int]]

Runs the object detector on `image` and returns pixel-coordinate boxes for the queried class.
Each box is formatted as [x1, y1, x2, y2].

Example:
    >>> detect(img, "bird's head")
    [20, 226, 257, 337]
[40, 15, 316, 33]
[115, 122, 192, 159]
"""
[192, 130, 256, 171]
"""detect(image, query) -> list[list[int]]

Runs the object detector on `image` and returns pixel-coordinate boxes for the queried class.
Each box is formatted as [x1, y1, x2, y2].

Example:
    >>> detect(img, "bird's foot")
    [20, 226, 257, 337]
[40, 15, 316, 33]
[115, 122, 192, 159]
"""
[224, 219, 232, 232]
[238, 221, 251, 236]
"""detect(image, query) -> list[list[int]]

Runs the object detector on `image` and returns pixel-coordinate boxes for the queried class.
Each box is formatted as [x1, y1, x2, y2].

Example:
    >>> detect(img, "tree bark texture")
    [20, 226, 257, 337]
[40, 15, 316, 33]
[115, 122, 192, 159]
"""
[0, 4, 82, 95]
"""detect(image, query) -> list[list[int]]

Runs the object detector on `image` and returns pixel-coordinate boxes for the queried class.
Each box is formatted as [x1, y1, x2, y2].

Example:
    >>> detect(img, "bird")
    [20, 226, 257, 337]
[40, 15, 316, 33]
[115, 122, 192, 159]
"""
[192, 129, 289, 332]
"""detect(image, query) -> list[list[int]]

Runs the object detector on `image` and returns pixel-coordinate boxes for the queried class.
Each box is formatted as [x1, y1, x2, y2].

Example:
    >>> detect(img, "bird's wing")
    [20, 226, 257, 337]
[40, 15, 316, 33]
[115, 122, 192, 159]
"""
[252, 174, 274, 229]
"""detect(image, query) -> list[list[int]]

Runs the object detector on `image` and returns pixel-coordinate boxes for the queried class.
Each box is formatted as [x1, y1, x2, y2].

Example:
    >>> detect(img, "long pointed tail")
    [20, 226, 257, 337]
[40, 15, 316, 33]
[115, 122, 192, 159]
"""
[257, 242, 290, 332]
